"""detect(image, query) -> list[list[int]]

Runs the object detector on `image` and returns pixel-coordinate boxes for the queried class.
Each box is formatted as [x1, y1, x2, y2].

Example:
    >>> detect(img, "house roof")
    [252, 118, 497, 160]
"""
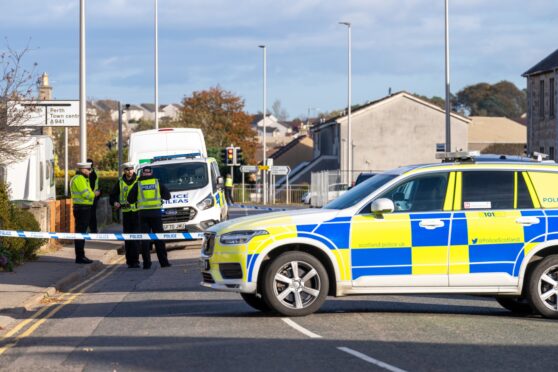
[522, 49, 558, 77]
[141, 103, 156, 112]
[269, 135, 312, 160]
[93, 99, 119, 111]
[312, 91, 470, 130]
[468, 116, 526, 144]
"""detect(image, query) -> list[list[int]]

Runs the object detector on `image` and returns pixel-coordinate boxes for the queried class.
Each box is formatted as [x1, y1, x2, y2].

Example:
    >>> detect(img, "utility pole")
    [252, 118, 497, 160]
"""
[79, 0, 87, 162]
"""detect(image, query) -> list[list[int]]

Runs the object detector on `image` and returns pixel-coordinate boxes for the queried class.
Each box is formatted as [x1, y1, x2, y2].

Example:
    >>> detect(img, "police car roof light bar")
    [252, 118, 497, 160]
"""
[435, 151, 480, 162]
[151, 152, 202, 162]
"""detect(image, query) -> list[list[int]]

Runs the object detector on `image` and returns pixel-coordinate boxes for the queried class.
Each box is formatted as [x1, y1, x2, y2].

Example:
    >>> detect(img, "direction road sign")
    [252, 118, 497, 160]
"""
[240, 165, 258, 173]
[270, 165, 290, 175]
[9, 100, 80, 127]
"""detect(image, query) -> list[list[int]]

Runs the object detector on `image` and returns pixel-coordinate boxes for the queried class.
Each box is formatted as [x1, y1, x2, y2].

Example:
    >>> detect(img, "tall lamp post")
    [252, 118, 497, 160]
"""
[154, 0, 159, 129]
[79, 0, 87, 162]
[339, 21, 352, 184]
[444, 0, 451, 152]
[258, 45, 267, 204]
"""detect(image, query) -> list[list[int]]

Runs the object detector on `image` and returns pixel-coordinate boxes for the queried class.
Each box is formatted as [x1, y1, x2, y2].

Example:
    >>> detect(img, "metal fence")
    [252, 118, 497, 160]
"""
[232, 185, 309, 205]
[310, 169, 383, 207]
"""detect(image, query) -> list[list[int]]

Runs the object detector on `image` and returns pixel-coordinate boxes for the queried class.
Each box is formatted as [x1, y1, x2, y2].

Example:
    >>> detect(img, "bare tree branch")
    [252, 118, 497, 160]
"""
[0, 39, 39, 165]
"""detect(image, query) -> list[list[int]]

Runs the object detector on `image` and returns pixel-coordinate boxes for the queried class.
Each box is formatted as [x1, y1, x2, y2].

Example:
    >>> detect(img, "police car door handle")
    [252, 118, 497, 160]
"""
[419, 219, 445, 230]
[515, 217, 540, 226]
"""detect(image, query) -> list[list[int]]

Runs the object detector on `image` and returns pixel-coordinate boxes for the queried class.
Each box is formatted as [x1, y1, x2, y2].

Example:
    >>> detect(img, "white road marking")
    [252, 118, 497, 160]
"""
[337, 347, 408, 372]
[281, 318, 322, 339]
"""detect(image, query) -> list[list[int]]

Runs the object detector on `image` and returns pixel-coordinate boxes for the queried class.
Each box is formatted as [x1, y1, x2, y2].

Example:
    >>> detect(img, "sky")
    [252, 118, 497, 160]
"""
[1, 0, 557, 120]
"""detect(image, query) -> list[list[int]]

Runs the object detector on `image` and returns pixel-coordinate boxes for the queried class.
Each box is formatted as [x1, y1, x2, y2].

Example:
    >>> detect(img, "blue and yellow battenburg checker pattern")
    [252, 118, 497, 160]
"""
[241, 210, 550, 282]
[236, 166, 558, 283]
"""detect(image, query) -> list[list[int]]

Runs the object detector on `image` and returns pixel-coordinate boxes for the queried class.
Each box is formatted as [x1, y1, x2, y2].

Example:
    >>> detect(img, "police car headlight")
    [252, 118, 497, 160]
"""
[219, 230, 269, 245]
[196, 193, 214, 211]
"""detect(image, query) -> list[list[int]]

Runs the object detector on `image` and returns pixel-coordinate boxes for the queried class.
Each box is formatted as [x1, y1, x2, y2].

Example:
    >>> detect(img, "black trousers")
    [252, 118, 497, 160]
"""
[73, 205, 91, 260]
[225, 187, 234, 204]
[122, 211, 140, 266]
[139, 210, 169, 266]
[88, 197, 99, 233]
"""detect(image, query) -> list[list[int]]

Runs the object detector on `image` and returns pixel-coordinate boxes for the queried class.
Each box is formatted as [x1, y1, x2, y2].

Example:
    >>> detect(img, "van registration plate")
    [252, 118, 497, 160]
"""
[163, 222, 186, 231]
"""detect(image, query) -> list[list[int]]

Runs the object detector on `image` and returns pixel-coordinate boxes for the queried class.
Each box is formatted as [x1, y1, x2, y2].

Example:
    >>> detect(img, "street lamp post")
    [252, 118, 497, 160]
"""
[154, 0, 159, 130]
[444, 0, 451, 152]
[259, 45, 267, 204]
[79, 0, 87, 162]
[339, 21, 352, 185]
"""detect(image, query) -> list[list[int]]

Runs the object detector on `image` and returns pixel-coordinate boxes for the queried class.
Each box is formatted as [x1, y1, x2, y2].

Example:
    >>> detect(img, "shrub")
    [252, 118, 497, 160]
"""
[0, 182, 46, 272]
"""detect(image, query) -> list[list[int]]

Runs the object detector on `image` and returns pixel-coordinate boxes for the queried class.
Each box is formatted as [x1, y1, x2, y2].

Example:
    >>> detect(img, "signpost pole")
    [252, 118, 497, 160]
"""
[286, 173, 290, 205]
[242, 172, 245, 203]
[64, 127, 69, 197]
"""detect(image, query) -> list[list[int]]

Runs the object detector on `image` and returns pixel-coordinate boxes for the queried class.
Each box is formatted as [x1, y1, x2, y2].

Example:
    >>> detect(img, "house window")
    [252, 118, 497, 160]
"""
[540, 80, 545, 119]
[551, 78, 556, 119]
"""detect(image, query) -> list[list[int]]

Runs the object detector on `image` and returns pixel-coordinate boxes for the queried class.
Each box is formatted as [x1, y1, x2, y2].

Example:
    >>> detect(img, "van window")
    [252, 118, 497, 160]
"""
[527, 172, 558, 208]
[461, 171, 513, 210]
[210, 162, 219, 193]
[151, 162, 208, 192]
[50, 160, 55, 187]
[40, 161, 44, 192]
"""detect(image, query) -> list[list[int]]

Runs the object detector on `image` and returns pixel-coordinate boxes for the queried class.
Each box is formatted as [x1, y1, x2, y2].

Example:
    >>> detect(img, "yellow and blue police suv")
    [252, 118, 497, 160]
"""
[201, 152, 558, 318]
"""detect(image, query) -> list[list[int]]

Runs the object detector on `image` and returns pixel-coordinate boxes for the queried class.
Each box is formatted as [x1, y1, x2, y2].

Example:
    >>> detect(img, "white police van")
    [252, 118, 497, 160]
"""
[140, 154, 227, 241]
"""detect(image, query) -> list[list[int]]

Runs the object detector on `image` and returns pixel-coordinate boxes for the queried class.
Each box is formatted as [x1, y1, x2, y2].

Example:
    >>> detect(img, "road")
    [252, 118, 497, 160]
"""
[2, 208, 558, 371]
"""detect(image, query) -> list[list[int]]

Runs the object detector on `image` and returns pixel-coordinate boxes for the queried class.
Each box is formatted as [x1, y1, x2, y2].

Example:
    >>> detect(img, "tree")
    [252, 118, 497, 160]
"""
[176, 86, 257, 164]
[272, 99, 289, 121]
[52, 110, 117, 171]
[0, 42, 38, 165]
[455, 81, 526, 120]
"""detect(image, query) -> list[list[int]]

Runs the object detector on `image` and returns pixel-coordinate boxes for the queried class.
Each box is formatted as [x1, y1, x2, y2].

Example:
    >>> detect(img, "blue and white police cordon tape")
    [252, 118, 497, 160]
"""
[229, 204, 288, 212]
[0, 230, 204, 241]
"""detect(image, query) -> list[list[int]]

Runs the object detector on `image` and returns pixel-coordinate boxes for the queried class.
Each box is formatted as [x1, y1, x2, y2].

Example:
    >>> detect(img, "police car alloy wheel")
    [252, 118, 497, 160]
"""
[527, 255, 558, 319]
[240, 293, 272, 312]
[262, 251, 329, 317]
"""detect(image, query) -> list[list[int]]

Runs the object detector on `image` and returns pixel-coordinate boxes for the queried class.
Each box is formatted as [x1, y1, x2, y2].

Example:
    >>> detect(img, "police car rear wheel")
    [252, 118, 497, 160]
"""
[262, 251, 328, 317]
[240, 293, 272, 312]
[527, 255, 558, 319]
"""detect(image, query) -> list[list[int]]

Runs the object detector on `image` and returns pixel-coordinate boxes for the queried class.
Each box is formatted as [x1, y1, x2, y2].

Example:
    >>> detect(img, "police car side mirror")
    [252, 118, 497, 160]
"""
[217, 176, 224, 187]
[371, 198, 395, 214]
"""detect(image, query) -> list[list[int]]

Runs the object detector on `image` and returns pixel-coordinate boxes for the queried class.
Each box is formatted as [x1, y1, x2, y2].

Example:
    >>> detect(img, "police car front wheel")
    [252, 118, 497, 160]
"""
[527, 255, 558, 319]
[262, 251, 329, 317]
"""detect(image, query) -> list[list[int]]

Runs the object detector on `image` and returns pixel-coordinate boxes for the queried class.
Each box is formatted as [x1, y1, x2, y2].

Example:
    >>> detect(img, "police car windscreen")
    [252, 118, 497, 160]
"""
[324, 173, 397, 210]
[151, 163, 208, 191]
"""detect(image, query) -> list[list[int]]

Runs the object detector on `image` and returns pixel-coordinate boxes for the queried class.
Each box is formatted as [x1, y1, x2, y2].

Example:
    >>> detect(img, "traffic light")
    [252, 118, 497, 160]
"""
[220, 148, 227, 165]
[236, 147, 243, 164]
[226, 147, 234, 165]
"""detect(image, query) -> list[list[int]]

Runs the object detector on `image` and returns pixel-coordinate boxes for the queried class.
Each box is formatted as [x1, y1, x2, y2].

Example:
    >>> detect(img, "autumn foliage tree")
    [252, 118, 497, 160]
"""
[53, 110, 117, 171]
[175, 86, 257, 164]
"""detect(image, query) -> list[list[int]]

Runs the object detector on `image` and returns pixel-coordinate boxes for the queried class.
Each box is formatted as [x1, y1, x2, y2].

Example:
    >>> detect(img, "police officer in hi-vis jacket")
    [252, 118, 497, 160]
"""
[70, 161, 100, 264]
[110, 162, 141, 268]
[127, 166, 172, 269]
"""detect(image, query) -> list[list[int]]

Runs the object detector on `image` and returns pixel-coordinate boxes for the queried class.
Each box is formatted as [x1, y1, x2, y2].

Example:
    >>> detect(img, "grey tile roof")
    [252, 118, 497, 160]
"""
[522, 49, 558, 77]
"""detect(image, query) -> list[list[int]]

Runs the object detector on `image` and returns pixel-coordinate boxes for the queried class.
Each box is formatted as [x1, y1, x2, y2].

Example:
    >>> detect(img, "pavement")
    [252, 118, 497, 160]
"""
[0, 224, 123, 331]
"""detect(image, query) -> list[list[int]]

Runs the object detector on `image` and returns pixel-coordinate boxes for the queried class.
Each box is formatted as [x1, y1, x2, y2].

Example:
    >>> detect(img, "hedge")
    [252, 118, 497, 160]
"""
[0, 183, 46, 272]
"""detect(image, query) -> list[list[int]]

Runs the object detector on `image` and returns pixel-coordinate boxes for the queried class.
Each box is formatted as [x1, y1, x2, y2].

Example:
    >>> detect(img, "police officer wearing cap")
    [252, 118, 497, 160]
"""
[127, 166, 172, 269]
[87, 158, 100, 234]
[110, 162, 140, 268]
[70, 162, 99, 264]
